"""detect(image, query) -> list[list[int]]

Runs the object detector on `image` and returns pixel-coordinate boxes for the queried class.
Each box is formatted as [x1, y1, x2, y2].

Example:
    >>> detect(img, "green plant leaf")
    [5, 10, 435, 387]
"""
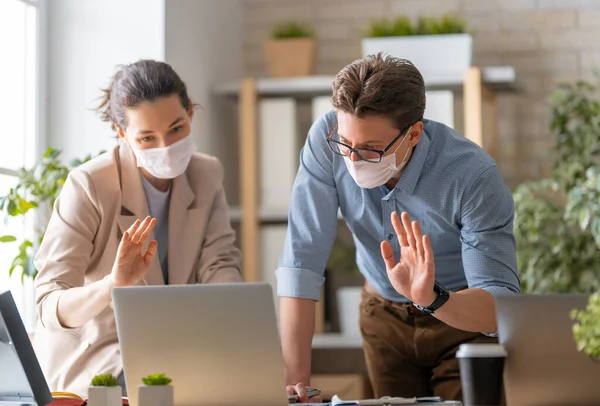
[271, 21, 314, 39]
[579, 208, 592, 230]
[0, 235, 17, 243]
[91, 373, 118, 387]
[141, 373, 172, 386]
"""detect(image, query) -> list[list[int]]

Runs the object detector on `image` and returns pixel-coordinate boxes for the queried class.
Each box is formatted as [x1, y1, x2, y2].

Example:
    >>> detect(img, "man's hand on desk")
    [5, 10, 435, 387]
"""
[286, 383, 323, 403]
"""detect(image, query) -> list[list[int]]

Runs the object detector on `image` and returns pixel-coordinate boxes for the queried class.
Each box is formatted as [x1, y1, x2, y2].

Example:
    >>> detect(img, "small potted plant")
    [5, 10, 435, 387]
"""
[263, 21, 315, 78]
[571, 293, 600, 359]
[362, 14, 470, 77]
[138, 373, 173, 406]
[88, 373, 122, 406]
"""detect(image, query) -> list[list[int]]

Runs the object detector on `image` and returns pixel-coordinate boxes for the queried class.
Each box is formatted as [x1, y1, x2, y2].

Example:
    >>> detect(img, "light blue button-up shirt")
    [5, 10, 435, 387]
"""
[276, 111, 520, 302]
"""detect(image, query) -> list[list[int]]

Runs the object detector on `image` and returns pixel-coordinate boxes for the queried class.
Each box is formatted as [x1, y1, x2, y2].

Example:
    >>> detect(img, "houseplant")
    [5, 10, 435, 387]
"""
[263, 21, 316, 78]
[326, 224, 364, 335]
[138, 373, 174, 406]
[0, 147, 101, 282]
[88, 373, 122, 406]
[514, 75, 600, 294]
[571, 293, 600, 359]
[362, 14, 470, 77]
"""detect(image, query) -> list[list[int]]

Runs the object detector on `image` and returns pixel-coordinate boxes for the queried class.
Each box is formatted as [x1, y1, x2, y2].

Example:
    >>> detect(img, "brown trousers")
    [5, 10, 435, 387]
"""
[359, 288, 498, 401]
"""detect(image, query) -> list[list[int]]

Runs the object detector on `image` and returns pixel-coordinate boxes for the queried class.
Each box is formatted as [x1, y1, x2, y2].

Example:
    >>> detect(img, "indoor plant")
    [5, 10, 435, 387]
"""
[571, 293, 600, 359]
[138, 373, 174, 406]
[88, 373, 122, 406]
[326, 224, 364, 335]
[0, 147, 101, 282]
[362, 14, 470, 77]
[263, 21, 315, 78]
[514, 75, 600, 293]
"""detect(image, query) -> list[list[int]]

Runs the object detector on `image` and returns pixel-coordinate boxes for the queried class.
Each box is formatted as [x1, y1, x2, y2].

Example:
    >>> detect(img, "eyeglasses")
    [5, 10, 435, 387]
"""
[326, 124, 412, 163]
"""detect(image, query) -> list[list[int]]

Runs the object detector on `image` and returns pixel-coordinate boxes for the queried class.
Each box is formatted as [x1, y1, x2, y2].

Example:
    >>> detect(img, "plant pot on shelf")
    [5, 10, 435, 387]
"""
[87, 386, 122, 406]
[337, 286, 363, 337]
[361, 33, 472, 78]
[263, 38, 316, 78]
[138, 384, 174, 406]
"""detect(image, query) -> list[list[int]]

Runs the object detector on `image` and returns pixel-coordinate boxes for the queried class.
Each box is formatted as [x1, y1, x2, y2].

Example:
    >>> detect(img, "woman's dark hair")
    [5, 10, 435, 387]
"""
[97, 59, 191, 131]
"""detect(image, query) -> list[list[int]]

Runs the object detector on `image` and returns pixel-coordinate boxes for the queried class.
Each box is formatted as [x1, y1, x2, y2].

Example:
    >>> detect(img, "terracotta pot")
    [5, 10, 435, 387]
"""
[263, 38, 316, 78]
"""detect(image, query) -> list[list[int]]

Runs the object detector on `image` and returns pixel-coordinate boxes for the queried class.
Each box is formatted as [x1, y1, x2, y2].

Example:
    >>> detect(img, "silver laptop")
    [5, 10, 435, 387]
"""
[112, 283, 289, 406]
[496, 294, 600, 406]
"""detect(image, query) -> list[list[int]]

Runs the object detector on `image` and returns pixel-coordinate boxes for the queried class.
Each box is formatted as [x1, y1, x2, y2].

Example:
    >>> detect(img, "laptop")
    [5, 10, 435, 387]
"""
[113, 283, 292, 406]
[0, 290, 53, 406]
[496, 294, 600, 406]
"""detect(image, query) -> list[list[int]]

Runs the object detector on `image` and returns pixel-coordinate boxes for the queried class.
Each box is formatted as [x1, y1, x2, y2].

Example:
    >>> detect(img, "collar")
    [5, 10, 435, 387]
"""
[393, 128, 431, 195]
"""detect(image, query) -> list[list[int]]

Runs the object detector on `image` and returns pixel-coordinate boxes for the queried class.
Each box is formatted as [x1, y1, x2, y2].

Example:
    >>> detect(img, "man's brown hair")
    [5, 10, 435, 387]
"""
[331, 53, 426, 130]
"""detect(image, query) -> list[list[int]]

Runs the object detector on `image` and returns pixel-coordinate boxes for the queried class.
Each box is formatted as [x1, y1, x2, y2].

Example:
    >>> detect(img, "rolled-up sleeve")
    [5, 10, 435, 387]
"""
[275, 114, 339, 301]
[460, 166, 520, 299]
[34, 169, 100, 332]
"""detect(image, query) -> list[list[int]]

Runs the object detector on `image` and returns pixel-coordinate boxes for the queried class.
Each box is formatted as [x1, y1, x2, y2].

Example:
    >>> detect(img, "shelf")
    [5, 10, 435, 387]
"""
[229, 205, 343, 223]
[213, 66, 516, 97]
[312, 333, 363, 349]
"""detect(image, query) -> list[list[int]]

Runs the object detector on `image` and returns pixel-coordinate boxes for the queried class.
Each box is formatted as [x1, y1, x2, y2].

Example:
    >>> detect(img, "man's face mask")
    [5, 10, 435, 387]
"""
[328, 125, 413, 189]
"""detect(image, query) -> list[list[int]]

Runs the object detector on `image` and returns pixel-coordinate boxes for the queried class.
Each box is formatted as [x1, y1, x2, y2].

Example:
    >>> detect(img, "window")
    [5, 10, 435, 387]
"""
[0, 0, 43, 331]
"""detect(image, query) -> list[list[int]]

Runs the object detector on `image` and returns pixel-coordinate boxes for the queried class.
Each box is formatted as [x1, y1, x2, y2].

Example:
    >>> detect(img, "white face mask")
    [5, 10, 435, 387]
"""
[343, 127, 412, 189]
[130, 135, 195, 179]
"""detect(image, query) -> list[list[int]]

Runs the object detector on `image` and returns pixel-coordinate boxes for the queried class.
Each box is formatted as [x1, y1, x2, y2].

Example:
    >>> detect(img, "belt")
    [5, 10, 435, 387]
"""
[364, 280, 412, 310]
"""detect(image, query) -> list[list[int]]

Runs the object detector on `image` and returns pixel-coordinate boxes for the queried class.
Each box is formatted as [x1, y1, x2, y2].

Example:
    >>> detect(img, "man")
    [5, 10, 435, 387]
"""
[278, 53, 520, 402]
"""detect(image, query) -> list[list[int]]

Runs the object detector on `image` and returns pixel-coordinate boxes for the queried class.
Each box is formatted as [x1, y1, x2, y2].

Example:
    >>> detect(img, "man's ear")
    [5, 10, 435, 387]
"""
[408, 121, 424, 147]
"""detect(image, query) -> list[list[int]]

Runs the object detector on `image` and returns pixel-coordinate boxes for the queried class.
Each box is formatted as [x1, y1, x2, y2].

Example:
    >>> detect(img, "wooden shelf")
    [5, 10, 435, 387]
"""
[229, 205, 343, 223]
[213, 66, 516, 97]
[312, 333, 363, 349]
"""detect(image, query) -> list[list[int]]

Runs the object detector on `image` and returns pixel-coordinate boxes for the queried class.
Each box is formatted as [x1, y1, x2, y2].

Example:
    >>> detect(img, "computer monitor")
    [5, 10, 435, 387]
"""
[0, 290, 53, 406]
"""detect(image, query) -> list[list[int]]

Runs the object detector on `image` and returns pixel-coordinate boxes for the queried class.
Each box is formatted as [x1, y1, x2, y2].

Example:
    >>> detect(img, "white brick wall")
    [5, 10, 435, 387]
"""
[241, 0, 600, 186]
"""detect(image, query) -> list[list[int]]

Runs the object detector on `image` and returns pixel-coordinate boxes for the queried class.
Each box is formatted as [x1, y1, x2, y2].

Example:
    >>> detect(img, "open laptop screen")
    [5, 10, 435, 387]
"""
[0, 290, 52, 406]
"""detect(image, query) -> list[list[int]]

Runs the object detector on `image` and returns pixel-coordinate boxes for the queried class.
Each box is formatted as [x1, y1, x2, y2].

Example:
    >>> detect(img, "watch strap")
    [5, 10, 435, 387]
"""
[414, 282, 450, 314]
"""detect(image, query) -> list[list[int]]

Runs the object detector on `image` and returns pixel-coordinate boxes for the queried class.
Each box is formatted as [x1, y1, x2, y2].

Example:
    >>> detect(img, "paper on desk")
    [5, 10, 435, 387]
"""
[331, 395, 444, 405]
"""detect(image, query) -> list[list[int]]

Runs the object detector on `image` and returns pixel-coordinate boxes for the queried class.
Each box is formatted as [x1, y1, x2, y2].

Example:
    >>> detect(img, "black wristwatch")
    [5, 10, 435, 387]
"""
[413, 282, 450, 314]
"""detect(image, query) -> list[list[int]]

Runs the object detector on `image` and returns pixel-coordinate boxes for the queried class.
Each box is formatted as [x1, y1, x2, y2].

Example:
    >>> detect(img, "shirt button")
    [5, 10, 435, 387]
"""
[388, 234, 394, 240]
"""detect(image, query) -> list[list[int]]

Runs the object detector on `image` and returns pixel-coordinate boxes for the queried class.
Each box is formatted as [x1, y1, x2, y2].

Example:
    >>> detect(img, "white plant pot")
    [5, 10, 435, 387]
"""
[138, 385, 174, 406]
[87, 386, 122, 406]
[337, 286, 363, 337]
[361, 33, 473, 78]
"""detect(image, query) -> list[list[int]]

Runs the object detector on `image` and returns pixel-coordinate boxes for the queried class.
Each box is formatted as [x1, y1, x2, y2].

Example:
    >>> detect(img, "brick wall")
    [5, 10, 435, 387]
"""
[241, 0, 600, 188]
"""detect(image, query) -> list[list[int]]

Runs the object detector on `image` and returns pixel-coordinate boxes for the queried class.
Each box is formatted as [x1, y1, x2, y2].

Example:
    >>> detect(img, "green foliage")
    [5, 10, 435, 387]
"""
[365, 14, 467, 37]
[571, 293, 600, 359]
[91, 373, 118, 387]
[0, 147, 103, 281]
[141, 373, 172, 386]
[271, 21, 314, 39]
[514, 73, 600, 293]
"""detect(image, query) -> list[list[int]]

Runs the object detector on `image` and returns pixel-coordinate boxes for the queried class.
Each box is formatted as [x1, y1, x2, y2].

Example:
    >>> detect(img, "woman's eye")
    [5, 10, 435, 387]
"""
[172, 126, 183, 133]
[141, 136, 154, 142]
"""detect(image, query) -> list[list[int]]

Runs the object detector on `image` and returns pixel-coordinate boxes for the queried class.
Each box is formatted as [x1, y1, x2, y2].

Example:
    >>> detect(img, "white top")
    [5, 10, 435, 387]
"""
[140, 174, 171, 283]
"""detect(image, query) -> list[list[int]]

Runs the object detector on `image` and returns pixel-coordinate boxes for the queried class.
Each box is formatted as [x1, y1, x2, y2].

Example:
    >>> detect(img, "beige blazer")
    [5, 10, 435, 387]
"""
[33, 143, 242, 396]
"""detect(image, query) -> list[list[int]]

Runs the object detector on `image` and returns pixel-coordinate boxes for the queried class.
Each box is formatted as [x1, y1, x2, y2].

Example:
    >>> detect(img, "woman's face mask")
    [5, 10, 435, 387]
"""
[130, 135, 194, 179]
[343, 126, 413, 189]
[120, 94, 195, 179]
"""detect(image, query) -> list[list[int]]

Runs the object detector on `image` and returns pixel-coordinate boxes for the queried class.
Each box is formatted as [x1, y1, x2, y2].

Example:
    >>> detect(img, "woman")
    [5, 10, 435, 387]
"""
[33, 60, 242, 396]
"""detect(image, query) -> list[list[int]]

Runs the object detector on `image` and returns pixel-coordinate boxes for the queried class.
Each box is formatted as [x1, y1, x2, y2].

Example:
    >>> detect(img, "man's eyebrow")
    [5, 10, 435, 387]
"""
[337, 132, 382, 146]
